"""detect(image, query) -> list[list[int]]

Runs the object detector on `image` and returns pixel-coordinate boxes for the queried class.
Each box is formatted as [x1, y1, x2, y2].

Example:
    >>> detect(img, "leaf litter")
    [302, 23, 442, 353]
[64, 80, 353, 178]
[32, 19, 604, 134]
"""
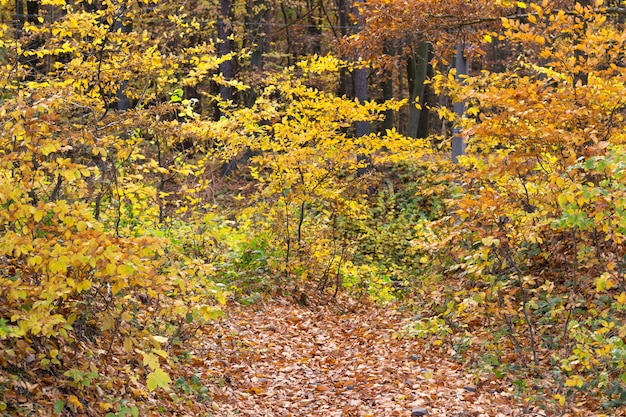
[192, 299, 537, 417]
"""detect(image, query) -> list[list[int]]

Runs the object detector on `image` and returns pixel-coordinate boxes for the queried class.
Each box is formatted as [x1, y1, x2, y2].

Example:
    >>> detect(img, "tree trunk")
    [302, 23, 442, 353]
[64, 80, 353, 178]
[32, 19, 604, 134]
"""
[417, 44, 434, 139]
[352, 0, 369, 176]
[245, 0, 268, 107]
[114, 6, 132, 111]
[354, 67, 369, 138]
[452, 43, 467, 163]
[15, 0, 24, 34]
[218, 0, 235, 103]
[336, 0, 350, 97]
[247, 0, 268, 70]
[16, 0, 45, 77]
[380, 42, 394, 132]
[307, 0, 322, 54]
[381, 71, 394, 132]
[406, 41, 429, 138]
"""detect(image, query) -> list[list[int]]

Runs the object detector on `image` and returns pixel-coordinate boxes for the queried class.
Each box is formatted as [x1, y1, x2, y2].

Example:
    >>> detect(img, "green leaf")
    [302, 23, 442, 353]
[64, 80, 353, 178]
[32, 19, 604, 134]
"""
[472, 292, 485, 304]
[53, 399, 64, 414]
[147, 368, 171, 391]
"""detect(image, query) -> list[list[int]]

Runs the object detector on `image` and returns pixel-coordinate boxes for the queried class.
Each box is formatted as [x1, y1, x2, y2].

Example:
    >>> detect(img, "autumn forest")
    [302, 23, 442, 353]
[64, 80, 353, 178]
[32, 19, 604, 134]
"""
[1, 0, 626, 415]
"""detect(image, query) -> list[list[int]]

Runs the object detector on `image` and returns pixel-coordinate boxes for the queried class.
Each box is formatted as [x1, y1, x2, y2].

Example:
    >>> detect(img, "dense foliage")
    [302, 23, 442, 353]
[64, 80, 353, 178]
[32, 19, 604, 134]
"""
[1, 0, 625, 415]
[422, 2, 626, 410]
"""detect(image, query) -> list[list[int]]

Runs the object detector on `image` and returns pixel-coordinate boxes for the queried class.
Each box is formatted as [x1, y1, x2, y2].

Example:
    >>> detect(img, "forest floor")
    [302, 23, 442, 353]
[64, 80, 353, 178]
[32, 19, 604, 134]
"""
[185, 297, 551, 417]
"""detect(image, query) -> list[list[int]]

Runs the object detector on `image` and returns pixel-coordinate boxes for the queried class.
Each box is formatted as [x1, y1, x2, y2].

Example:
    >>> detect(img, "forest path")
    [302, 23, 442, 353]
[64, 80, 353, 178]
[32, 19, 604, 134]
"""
[193, 299, 522, 417]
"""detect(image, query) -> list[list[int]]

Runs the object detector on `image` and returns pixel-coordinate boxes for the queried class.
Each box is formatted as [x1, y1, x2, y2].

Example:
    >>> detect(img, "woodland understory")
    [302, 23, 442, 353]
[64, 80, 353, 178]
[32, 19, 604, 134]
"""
[2, 0, 626, 415]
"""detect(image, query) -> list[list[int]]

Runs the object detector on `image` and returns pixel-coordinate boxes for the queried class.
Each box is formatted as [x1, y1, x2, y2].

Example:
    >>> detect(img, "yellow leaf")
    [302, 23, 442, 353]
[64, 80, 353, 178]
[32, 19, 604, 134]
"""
[117, 263, 135, 276]
[199, 305, 224, 321]
[516, 1, 526, 8]
[50, 258, 67, 274]
[105, 263, 117, 275]
[146, 368, 171, 391]
[67, 395, 83, 409]
[483, 34, 493, 43]
[152, 348, 168, 359]
[566, 375, 584, 388]
[34, 209, 45, 222]
[214, 290, 228, 305]
[41, 143, 58, 156]
[152, 335, 168, 345]
[596, 272, 614, 292]
[98, 402, 114, 411]
[554, 394, 565, 406]
[101, 317, 116, 331]
[77, 280, 92, 293]
[616, 292, 626, 305]
[124, 338, 134, 352]
[142, 352, 160, 370]
[28, 255, 43, 267]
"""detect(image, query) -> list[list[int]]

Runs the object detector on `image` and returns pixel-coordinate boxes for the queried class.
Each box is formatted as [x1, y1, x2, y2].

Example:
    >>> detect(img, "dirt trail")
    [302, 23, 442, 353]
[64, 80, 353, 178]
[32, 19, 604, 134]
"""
[193, 300, 525, 417]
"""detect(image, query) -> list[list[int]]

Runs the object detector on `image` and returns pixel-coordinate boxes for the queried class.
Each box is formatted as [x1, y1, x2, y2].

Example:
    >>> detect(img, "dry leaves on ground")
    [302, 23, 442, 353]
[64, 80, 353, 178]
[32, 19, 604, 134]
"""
[186, 299, 545, 417]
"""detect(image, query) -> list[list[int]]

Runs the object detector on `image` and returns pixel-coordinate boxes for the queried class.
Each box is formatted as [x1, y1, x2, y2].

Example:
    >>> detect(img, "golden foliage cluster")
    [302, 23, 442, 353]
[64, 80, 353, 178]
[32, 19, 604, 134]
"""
[417, 1, 626, 411]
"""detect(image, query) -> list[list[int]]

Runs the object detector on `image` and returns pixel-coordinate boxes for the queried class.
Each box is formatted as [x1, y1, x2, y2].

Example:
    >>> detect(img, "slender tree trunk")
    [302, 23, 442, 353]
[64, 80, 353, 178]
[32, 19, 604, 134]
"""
[352, 0, 369, 176]
[15, 0, 24, 34]
[307, 0, 322, 54]
[452, 43, 467, 163]
[417, 44, 434, 139]
[336, 0, 350, 96]
[217, 0, 234, 103]
[406, 41, 429, 138]
[354, 67, 368, 137]
[16, 0, 45, 77]
[114, 6, 132, 111]
[381, 72, 394, 132]
[280, 2, 293, 66]
[381, 42, 394, 132]
[26, 0, 38, 23]
[245, 0, 269, 107]
[248, 0, 268, 70]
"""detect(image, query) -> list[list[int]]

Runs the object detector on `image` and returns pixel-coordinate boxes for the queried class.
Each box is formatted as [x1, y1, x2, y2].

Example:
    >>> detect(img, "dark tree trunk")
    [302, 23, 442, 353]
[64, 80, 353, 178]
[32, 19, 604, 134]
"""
[307, 0, 322, 54]
[452, 43, 467, 163]
[406, 41, 429, 138]
[16, 0, 45, 77]
[336, 0, 350, 96]
[218, 0, 235, 104]
[381, 42, 394, 132]
[26, 0, 38, 23]
[245, 0, 269, 107]
[352, 0, 369, 176]
[247, 0, 268, 70]
[417, 44, 434, 139]
[114, 6, 132, 111]
[15, 0, 24, 34]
